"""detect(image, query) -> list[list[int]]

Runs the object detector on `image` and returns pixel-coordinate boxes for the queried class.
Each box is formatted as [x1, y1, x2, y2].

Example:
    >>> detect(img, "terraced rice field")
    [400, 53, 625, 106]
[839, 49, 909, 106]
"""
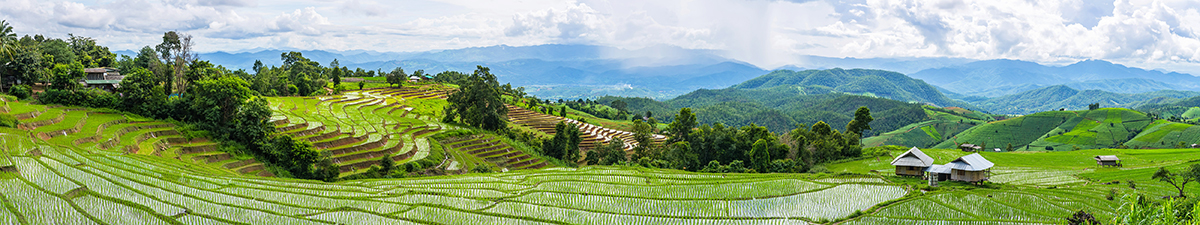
[846, 188, 1115, 225]
[0, 90, 1163, 224]
[2, 98, 266, 177]
[0, 132, 909, 224]
[505, 105, 667, 153]
[439, 135, 548, 171]
[267, 87, 475, 175]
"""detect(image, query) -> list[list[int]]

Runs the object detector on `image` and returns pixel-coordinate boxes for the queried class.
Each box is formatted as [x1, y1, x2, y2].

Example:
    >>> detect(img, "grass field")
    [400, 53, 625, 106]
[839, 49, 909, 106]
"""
[928, 108, 1182, 151]
[830, 147, 1200, 224]
[863, 106, 991, 148]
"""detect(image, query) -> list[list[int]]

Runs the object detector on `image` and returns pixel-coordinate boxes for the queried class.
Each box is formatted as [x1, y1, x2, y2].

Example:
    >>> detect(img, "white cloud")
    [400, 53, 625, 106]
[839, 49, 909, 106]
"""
[339, 0, 388, 17]
[270, 7, 331, 35]
[0, 0, 1197, 73]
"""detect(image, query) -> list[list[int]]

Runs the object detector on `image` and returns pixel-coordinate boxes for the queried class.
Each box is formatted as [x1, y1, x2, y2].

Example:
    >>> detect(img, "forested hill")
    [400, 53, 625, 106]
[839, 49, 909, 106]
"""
[600, 88, 932, 135]
[1135, 95, 1200, 121]
[971, 85, 1200, 115]
[731, 68, 968, 108]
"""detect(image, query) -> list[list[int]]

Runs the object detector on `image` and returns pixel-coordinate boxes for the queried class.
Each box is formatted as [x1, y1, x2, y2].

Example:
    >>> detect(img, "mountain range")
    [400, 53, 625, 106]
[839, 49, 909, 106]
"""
[968, 85, 1200, 115]
[118, 44, 1200, 107]
[909, 59, 1200, 97]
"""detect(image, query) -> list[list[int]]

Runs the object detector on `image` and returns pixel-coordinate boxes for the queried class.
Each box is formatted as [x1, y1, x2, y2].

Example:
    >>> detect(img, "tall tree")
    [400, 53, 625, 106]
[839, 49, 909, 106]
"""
[0, 20, 15, 93]
[668, 108, 697, 143]
[67, 34, 115, 67]
[184, 76, 253, 135]
[387, 67, 405, 87]
[118, 67, 167, 117]
[330, 59, 341, 87]
[632, 119, 656, 159]
[156, 31, 196, 94]
[49, 62, 84, 90]
[1152, 165, 1200, 198]
[666, 141, 699, 170]
[846, 106, 873, 136]
[0, 20, 15, 61]
[749, 139, 771, 172]
[444, 66, 508, 131]
[252, 60, 264, 74]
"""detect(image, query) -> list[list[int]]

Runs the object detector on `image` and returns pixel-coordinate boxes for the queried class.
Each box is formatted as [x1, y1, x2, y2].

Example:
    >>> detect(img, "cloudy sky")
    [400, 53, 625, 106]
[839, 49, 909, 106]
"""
[2, 0, 1200, 72]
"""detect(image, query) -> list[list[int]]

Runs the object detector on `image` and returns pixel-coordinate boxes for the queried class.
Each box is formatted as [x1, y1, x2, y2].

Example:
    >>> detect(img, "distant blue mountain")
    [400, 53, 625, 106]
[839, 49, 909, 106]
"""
[910, 59, 1200, 97]
[178, 44, 762, 99]
[778, 56, 977, 74]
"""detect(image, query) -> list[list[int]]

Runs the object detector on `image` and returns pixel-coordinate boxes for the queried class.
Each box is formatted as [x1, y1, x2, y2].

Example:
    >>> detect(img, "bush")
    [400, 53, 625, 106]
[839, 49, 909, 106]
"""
[37, 88, 120, 109]
[0, 114, 17, 128]
[8, 85, 31, 99]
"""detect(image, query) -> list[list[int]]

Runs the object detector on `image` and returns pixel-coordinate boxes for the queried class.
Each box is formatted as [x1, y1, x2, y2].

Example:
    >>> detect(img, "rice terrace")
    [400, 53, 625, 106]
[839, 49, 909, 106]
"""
[4, 1, 1200, 224]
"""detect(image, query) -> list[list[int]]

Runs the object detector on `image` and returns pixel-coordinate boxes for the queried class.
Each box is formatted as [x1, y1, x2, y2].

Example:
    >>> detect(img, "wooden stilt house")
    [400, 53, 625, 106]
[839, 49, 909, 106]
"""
[890, 147, 934, 176]
[946, 153, 993, 182]
[1094, 155, 1121, 167]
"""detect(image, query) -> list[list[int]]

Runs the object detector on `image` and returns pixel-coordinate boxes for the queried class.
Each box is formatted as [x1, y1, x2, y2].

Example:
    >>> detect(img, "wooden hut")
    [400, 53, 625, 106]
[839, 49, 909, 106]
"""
[890, 147, 934, 176]
[946, 153, 993, 182]
[959, 144, 978, 152]
[82, 67, 123, 91]
[1094, 155, 1121, 167]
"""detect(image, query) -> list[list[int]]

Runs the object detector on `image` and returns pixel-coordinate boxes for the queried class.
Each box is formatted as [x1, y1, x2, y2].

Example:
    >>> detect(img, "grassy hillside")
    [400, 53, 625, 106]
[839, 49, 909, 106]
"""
[927, 108, 1192, 150]
[971, 85, 1200, 115]
[1124, 120, 1200, 148]
[733, 68, 967, 108]
[861, 106, 992, 148]
[1134, 95, 1200, 119]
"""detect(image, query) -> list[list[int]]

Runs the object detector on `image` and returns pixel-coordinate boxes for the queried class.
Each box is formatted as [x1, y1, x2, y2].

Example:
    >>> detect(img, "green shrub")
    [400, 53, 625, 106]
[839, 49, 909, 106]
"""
[8, 85, 31, 99]
[0, 114, 17, 128]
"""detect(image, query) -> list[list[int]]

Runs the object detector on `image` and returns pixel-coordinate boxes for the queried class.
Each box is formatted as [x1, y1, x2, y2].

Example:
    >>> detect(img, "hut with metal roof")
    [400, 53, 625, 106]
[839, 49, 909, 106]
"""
[890, 147, 934, 176]
[82, 67, 123, 91]
[1094, 155, 1121, 167]
[946, 153, 993, 182]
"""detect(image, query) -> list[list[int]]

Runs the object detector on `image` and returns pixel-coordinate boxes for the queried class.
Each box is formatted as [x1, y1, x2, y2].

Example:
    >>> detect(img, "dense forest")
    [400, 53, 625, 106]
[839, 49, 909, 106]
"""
[599, 88, 930, 136]
[0, 26, 430, 181]
[732, 68, 969, 108]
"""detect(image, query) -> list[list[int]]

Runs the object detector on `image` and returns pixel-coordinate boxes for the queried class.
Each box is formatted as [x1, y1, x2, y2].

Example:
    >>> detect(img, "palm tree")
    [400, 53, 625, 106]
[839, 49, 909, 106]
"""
[0, 20, 15, 59]
[1, 20, 16, 93]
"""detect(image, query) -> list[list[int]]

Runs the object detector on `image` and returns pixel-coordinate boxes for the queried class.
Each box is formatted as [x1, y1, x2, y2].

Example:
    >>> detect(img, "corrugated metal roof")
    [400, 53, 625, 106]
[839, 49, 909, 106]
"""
[890, 147, 934, 167]
[85, 80, 122, 84]
[925, 164, 952, 174]
[948, 153, 993, 171]
[1094, 155, 1119, 161]
[85, 68, 107, 73]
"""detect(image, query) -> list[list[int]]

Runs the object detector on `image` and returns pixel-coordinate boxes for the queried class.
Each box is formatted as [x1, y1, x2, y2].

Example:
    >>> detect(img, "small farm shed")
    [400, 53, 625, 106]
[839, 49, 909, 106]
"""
[1094, 155, 1121, 166]
[959, 144, 981, 152]
[1193, 144, 1199, 148]
[947, 153, 993, 182]
[890, 147, 934, 176]
[925, 164, 952, 181]
[928, 153, 993, 183]
[82, 67, 123, 91]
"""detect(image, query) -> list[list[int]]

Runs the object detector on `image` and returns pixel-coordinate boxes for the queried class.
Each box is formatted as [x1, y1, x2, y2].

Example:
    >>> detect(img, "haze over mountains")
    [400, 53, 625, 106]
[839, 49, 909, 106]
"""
[910, 59, 1200, 97]
[120, 44, 1200, 113]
